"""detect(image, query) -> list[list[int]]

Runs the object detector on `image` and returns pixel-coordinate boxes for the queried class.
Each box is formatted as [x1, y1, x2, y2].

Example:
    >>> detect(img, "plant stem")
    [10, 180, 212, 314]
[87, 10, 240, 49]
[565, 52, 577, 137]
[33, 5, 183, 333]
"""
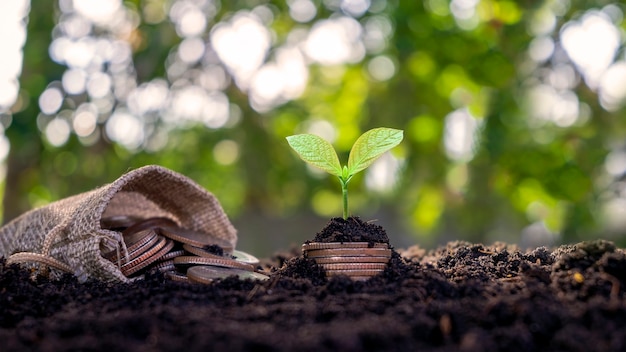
[341, 178, 349, 220]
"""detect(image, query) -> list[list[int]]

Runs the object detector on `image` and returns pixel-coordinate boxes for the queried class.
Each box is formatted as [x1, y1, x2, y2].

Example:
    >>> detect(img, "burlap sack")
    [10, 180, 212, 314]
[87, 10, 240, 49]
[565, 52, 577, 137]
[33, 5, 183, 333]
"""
[0, 165, 237, 282]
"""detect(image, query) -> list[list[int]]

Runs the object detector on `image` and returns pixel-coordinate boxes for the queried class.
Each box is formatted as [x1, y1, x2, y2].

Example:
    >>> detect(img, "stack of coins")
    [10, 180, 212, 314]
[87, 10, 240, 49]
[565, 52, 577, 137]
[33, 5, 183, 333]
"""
[302, 242, 391, 280]
[101, 216, 269, 283]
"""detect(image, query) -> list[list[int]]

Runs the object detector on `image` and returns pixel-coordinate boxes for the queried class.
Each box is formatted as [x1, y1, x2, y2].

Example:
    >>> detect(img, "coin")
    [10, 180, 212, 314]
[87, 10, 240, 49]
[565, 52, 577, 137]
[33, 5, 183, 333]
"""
[313, 256, 391, 264]
[231, 250, 260, 265]
[123, 231, 160, 260]
[173, 255, 255, 271]
[158, 249, 186, 262]
[124, 238, 175, 276]
[153, 259, 176, 273]
[122, 217, 178, 237]
[100, 215, 143, 229]
[186, 265, 269, 284]
[166, 271, 190, 282]
[121, 237, 170, 276]
[123, 228, 157, 248]
[302, 242, 389, 252]
[325, 269, 385, 277]
[160, 226, 234, 252]
[319, 263, 388, 271]
[305, 248, 392, 258]
[182, 244, 224, 259]
[109, 231, 160, 264]
[103, 229, 158, 262]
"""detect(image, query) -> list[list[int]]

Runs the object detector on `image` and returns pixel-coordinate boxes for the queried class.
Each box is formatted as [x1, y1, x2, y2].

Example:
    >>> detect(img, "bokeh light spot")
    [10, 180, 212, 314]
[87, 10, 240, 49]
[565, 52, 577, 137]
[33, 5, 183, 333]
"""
[367, 55, 395, 81]
[39, 87, 64, 115]
[45, 118, 71, 147]
[213, 140, 240, 165]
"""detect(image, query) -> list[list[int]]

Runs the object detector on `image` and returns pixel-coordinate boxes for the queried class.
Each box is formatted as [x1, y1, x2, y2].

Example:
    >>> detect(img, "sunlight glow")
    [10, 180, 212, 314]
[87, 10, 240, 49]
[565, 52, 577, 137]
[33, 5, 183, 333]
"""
[444, 108, 481, 162]
[213, 139, 240, 165]
[39, 87, 64, 115]
[0, 0, 29, 112]
[366, 152, 403, 193]
[86, 72, 112, 98]
[288, 0, 317, 23]
[45, 118, 71, 147]
[367, 55, 396, 81]
[363, 15, 393, 54]
[341, 0, 371, 17]
[73, 110, 97, 137]
[599, 62, 626, 111]
[249, 47, 308, 112]
[73, 0, 122, 24]
[62, 68, 87, 95]
[210, 12, 271, 89]
[178, 37, 206, 64]
[605, 149, 626, 177]
[560, 11, 620, 89]
[166, 86, 230, 128]
[526, 84, 579, 128]
[304, 17, 365, 65]
[127, 80, 170, 116]
[528, 36, 555, 63]
[105, 110, 144, 150]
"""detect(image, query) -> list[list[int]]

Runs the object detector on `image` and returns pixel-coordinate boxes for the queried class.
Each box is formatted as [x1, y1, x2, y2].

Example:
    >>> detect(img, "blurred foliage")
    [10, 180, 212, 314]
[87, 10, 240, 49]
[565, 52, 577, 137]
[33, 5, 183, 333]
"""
[5, 0, 626, 248]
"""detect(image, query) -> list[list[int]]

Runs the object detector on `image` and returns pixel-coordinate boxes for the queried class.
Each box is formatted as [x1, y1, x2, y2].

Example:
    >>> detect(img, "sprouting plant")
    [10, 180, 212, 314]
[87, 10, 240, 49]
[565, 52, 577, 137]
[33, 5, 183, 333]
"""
[286, 127, 404, 220]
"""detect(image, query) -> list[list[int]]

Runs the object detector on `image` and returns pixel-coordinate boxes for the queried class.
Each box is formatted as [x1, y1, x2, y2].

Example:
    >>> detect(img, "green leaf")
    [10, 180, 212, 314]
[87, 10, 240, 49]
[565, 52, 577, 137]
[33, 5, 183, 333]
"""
[286, 134, 342, 176]
[347, 128, 404, 176]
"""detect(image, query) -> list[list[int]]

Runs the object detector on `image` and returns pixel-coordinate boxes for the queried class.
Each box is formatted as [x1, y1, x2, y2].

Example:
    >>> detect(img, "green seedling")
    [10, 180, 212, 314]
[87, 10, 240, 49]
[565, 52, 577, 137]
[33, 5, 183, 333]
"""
[286, 127, 404, 220]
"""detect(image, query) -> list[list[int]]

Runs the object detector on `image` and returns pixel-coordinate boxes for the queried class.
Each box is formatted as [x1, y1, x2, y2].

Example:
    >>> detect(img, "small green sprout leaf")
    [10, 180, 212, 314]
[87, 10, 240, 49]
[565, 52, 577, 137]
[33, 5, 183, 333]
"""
[342, 165, 349, 180]
[286, 127, 404, 219]
[286, 134, 342, 176]
[347, 127, 404, 176]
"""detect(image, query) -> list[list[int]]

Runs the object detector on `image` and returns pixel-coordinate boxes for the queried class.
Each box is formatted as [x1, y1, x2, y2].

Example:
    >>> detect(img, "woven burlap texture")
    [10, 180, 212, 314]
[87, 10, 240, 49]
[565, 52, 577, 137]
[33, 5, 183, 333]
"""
[0, 165, 237, 282]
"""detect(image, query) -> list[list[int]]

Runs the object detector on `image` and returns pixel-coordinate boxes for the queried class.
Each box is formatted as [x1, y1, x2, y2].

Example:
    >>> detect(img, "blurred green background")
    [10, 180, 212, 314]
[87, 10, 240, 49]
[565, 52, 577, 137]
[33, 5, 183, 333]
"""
[1, 0, 626, 256]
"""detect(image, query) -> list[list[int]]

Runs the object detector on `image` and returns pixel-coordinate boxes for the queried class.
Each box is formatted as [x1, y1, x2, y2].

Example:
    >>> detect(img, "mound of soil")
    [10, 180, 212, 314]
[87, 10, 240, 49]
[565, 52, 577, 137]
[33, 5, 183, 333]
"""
[2, 230, 626, 350]
[311, 217, 389, 243]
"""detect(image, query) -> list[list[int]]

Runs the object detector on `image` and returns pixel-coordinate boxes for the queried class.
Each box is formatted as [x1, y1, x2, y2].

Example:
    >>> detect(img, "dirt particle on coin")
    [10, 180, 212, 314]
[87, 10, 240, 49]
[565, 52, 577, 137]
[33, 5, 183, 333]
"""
[202, 244, 225, 257]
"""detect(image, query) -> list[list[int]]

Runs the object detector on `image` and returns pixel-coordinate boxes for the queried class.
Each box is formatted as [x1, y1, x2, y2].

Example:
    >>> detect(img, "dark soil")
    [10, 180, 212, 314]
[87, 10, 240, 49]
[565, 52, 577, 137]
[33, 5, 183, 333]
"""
[2, 220, 626, 351]
[311, 217, 389, 243]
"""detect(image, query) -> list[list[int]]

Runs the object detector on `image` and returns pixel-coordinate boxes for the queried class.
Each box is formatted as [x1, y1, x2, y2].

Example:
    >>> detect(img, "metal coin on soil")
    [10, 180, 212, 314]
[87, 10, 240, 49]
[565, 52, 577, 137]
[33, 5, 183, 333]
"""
[302, 242, 389, 252]
[121, 237, 174, 276]
[325, 269, 385, 277]
[103, 229, 154, 261]
[186, 265, 269, 284]
[231, 250, 260, 265]
[107, 230, 160, 264]
[305, 248, 392, 258]
[160, 226, 234, 252]
[319, 263, 388, 271]
[182, 244, 225, 259]
[158, 249, 186, 262]
[125, 232, 161, 262]
[153, 259, 176, 273]
[313, 256, 391, 264]
[122, 217, 178, 237]
[128, 239, 174, 275]
[166, 271, 190, 282]
[173, 255, 255, 271]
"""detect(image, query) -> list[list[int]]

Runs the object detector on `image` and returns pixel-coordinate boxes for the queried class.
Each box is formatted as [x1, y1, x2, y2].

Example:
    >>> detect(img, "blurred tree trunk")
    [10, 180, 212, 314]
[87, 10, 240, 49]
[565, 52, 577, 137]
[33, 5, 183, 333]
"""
[3, 1, 62, 223]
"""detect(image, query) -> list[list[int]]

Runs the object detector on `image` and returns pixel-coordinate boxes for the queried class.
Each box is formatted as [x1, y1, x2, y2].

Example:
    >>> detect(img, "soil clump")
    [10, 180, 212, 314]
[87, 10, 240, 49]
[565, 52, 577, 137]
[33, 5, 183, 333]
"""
[1, 238, 626, 351]
[311, 216, 389, 243]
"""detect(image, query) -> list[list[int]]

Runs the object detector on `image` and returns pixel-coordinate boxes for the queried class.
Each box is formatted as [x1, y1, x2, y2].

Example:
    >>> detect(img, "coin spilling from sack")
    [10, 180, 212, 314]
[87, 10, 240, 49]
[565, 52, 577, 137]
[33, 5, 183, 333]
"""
[101, 216, 269, 283]
[302, 242, 391, 280]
